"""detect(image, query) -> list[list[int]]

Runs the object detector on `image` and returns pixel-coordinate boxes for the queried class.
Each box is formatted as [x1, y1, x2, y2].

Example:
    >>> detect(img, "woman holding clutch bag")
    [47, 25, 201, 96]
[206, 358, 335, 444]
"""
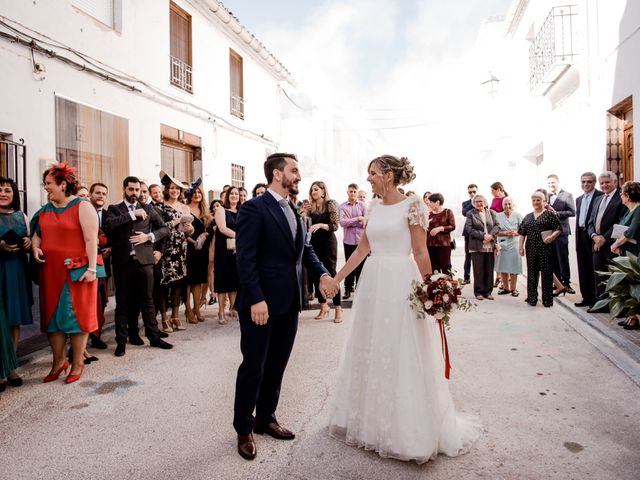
[31, 163, 100, 384]
[214, 186, 240, 324]
[518, 191, 562, 307]
[0, 176, 32, 387]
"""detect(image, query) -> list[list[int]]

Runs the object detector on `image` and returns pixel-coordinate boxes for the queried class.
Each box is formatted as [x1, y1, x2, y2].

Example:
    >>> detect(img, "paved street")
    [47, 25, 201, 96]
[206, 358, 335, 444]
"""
[2, 265, 640, 480]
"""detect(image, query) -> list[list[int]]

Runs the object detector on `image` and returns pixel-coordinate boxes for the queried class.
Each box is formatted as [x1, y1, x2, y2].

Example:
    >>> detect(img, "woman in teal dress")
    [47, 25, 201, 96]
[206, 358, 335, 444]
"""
[611, 181, 640, 330]
[0, 176, 32, 387]
[0, 292, 19, 393]
[495, 197, 523, 297]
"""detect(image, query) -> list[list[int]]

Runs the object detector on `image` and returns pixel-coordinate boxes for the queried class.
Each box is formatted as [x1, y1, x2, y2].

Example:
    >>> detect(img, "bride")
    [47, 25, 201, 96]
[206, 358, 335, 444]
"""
[329, 155, 481, 463]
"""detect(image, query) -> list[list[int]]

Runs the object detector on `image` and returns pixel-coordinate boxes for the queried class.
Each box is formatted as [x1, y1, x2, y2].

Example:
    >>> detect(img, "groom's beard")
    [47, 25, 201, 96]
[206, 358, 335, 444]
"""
[282, 176, 299, 196]
[125, 193, 139, 204]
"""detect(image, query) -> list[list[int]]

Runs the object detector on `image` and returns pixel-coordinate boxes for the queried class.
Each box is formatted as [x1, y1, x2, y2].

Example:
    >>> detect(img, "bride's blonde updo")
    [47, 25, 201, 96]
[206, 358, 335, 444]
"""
[368, 155, 416, 186]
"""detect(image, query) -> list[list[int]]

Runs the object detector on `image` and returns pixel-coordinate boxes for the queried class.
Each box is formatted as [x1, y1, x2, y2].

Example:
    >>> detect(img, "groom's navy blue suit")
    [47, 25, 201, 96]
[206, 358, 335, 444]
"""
[233, 190, 329, 435]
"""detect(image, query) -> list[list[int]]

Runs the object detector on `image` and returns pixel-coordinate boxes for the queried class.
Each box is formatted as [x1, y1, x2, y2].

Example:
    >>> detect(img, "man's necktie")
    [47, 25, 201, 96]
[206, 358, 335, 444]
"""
[278, 199, 297, 240]
[595, 194, 609, 234]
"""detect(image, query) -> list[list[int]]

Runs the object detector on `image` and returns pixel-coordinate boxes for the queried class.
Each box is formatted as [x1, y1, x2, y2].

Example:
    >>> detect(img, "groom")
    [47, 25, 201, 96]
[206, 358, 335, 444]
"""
[233, 153, 337, 460]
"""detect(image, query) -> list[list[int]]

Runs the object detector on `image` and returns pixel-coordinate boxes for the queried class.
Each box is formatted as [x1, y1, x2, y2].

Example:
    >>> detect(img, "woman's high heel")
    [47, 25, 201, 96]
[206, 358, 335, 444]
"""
[334, 307, 343, 324]
[172, 317, 186, 331]
[314, 305, 330, 320]
[65, 365, 85, 384]
[43, 360, 70, 383]
[186, 311, 198, 324]
[553, 287, 568, 297]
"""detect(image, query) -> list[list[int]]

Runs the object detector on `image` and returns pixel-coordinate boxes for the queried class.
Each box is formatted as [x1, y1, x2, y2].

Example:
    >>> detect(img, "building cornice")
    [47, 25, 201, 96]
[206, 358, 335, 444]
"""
[192, 0, 295, 86]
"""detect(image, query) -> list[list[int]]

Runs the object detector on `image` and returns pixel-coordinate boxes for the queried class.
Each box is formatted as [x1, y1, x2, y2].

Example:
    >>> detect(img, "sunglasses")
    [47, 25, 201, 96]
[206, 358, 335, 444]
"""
[468, 190, 477, 194]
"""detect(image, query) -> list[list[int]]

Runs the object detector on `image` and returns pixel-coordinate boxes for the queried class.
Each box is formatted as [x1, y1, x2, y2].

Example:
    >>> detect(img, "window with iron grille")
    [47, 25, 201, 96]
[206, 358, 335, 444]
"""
[230, 49, 244, 119]
[231, 163, 245, 188]
[170, 2, 193, 93]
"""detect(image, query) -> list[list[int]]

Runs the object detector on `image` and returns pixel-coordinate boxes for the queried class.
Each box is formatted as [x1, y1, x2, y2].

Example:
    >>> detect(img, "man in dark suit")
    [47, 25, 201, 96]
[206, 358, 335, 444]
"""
[547, 174, 576, 291]
[574, 172, 602, 307]
[586, 171, 627, 313]
[233, 153, 337, 461]
[88, 182, 110, 349]
[104, 176, 172, 356]
[461, 183, 477, 284]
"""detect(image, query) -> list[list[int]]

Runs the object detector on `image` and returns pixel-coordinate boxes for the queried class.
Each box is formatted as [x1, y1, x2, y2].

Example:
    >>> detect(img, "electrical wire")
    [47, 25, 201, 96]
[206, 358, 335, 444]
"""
[0, 16, 277, 146]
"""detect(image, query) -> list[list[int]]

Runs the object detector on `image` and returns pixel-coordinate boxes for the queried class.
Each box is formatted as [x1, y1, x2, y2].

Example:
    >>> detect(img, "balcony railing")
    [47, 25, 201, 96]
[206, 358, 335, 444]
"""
[170, 55, 193, 94]
[230, 94, 244, 120]
[529, 5, 577, 94]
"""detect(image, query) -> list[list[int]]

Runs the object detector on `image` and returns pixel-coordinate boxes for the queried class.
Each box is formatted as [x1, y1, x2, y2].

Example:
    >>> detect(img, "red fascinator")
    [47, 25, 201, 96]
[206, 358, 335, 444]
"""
[47, 162, 78, 184]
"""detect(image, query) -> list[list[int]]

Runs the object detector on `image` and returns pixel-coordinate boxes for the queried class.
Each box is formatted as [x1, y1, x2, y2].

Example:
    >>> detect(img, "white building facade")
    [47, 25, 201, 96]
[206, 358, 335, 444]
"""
[472, 0, 638, 207]
[0, 0, 294, 213]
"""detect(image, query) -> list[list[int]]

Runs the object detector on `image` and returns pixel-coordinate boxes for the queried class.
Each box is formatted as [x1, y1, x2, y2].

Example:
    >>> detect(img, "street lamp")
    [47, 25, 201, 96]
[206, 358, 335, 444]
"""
[482, 72, 500, 96]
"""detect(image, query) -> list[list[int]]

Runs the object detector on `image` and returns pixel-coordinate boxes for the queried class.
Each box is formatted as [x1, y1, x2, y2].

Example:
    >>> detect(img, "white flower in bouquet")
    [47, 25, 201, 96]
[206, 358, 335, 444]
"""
[424, 300, 433, 309]
[442, 293, 450, 303]
[434, 311, 445, 320]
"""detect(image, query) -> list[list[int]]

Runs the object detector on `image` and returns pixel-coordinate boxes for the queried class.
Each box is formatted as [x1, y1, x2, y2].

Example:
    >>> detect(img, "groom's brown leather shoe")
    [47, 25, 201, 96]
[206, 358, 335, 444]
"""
[254, 421, 296, 440]
[237, 433, 256, 460]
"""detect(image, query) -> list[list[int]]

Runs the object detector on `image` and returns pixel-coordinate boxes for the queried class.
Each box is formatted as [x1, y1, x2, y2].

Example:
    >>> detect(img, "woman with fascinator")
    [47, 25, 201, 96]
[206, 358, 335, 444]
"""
[157, 171, 194, 332]
[184, 179, 214, 322]
[31, 163, 101, 384]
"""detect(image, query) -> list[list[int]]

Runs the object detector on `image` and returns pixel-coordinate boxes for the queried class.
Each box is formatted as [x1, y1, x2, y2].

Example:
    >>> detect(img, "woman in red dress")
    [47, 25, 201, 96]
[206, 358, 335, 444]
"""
[31, 163, 99, 384]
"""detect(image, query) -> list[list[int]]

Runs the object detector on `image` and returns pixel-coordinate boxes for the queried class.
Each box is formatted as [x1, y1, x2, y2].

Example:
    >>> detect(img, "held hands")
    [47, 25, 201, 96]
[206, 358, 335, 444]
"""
[129, 231, 150, 246]
[319, 275, 339, 299]
[251, 301, 269, 325]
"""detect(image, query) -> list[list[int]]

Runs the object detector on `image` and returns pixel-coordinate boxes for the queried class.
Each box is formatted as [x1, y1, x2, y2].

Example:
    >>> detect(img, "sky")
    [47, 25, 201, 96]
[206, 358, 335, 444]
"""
[223, 0, 514, 198]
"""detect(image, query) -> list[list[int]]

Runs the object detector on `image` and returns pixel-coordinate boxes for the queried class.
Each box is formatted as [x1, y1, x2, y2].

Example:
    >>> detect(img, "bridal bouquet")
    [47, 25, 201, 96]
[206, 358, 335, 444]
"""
[408, 272, 474, 329]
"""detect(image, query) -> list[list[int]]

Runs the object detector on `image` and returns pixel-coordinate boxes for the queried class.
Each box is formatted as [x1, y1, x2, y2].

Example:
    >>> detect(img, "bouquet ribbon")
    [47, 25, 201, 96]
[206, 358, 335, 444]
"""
[438, 320, 451, 379]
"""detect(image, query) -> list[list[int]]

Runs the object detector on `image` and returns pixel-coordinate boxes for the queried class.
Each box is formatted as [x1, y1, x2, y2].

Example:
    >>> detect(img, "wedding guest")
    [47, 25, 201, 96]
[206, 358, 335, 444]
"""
[587, 171, 627, 313]
[32, 163, 100, 383]
[0, 176, 32, 387]
[339, 183, 366, 300]
[547, 174, 576, 293]
[185, 181, 214, 323]
[308, 181, 342, 323]
[464, 195, 499, 300]
[214, 186, 240, 324]
[489, 182, 507, 213]
[220, 185, 231, 204]
[76, 186, 89, 198]
[422, 191, 432, 213]
[0, 294, 19, 392]
[495, 197, 523, 297]
[357, 190, 367, 203]
[239, 187, 248, 205]
[104, 176, 172, 357]
[426, 193, 455, 274]
[252, 183, 267, 198]
[88, 182, 110, 349]
[149, 183, 164, 204]
[461, 184, 477, 284]
[207, 199, 222, 305]
[574, 172, 602, 307]
[518, 191, 562, 307]
[610, 181, 640, 330]
[157, 172, 193, 332]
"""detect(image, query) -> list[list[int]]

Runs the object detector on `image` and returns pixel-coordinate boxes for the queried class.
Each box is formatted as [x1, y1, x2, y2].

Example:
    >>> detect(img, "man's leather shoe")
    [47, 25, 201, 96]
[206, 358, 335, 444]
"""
[114, 343, 126, 357]
[342, 291, 352, 300]
[158, 331, 169, 338]
[129, 335, 145, 346]
[237, 434, 256, 460]
[254, 421, 295, 440]
[574, 300, 593, 307]
[90, 334, 108, 349]
[149, 339, 173, 350]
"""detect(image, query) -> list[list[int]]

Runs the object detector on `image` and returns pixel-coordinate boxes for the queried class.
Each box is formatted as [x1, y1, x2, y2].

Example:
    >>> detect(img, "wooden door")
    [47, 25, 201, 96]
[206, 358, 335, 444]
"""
[622, 125, 634, 181]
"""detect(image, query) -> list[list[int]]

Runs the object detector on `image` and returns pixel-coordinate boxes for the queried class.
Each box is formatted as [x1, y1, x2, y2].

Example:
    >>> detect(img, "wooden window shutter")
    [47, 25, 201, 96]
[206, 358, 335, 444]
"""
[170, 2, 191, 65]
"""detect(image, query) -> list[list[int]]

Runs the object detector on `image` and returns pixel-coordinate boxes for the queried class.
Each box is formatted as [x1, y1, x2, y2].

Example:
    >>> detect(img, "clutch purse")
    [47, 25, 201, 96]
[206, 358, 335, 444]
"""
[64, 255, 107, 281]
[1, 229, 23, 246]
[226, 238, 236, 251]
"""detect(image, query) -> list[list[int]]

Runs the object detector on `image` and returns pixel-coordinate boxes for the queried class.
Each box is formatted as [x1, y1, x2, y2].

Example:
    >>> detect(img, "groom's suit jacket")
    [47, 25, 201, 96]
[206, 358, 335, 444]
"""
[235, 190, 329, 316]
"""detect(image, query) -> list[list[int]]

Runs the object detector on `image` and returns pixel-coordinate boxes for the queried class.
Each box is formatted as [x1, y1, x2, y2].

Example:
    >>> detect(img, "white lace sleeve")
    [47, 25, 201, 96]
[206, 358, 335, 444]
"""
[406, 195, 429, 230]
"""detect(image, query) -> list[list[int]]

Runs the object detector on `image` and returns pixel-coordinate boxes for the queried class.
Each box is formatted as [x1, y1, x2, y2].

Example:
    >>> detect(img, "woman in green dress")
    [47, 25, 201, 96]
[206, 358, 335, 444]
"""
[611, 181, 640, 330]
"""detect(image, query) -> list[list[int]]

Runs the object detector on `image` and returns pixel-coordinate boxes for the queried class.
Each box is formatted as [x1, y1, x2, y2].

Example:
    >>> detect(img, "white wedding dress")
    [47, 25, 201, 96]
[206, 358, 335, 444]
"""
[329, 195, 481, 464]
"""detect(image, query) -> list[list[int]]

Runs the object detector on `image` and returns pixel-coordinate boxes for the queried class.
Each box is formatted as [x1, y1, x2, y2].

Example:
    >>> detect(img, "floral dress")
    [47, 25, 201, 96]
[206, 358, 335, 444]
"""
[158, 204, 188, 286]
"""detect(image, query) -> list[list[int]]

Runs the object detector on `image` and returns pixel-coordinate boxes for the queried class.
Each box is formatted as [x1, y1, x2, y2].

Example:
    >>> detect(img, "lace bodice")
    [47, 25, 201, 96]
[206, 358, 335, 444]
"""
[366, 195, 428, 256]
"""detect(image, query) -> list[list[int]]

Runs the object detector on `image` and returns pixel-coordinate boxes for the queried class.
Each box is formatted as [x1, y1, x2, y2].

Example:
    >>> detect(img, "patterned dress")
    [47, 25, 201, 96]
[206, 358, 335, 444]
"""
[158, 203, 188, 286]
[0, 211, 33, 326]
[518, 210, 561, 307]
[31, 198, 98, 333]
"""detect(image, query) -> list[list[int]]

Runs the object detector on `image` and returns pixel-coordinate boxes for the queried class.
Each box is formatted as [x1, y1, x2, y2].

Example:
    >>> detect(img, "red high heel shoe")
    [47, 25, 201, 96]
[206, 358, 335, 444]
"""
[43, 360, 70, 383]
[65, 365, 85, 384]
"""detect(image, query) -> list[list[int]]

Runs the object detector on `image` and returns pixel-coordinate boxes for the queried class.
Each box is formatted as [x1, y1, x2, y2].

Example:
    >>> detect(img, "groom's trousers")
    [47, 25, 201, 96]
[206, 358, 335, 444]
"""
[233, 304, 299, 436]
